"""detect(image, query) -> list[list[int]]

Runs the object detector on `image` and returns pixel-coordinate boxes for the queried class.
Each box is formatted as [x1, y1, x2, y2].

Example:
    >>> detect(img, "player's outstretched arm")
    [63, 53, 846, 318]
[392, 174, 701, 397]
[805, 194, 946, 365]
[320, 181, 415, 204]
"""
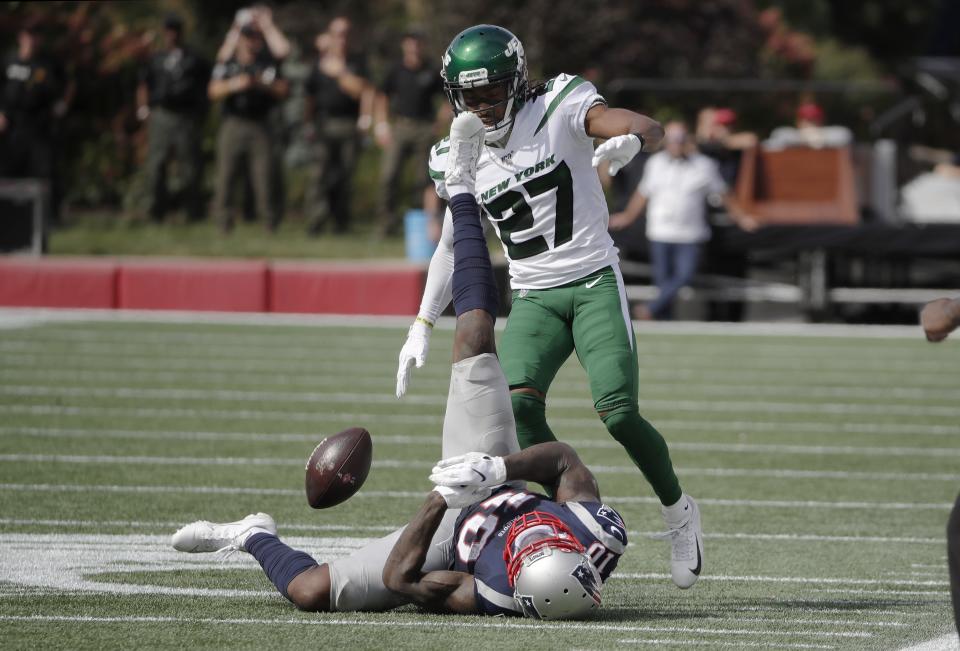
[432, 442, 601, 504]
[396, 208, 456, 399]
[586, 104, 664, 147]
[382, 491, 479, 614]
[589, 105, 664, 176]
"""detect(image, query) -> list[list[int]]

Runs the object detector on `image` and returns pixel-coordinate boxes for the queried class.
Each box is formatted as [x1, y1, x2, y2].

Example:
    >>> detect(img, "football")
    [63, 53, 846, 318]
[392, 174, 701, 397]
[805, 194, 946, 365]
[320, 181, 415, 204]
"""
[305, 427, 373, 509]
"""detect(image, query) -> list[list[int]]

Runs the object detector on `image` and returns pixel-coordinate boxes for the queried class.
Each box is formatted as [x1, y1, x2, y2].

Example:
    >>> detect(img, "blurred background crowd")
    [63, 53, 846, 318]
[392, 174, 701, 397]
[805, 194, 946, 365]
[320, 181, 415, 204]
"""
[1, 0, 959, 321]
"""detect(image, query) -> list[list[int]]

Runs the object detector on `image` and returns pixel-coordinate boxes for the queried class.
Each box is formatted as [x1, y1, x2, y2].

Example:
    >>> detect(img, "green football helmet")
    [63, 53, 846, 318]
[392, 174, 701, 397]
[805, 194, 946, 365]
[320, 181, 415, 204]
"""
[441, 25, 527, 142]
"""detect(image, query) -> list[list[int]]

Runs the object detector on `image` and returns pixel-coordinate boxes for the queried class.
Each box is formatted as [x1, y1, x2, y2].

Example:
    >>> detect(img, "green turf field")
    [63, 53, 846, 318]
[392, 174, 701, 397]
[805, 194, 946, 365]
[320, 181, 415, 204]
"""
[0, 312, 957, 650]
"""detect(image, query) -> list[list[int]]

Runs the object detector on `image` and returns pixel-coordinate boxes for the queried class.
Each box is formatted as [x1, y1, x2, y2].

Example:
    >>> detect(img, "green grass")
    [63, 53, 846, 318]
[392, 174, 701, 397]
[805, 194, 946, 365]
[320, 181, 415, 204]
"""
[49, 213, 408, 259]
[0, 315, 957, 649]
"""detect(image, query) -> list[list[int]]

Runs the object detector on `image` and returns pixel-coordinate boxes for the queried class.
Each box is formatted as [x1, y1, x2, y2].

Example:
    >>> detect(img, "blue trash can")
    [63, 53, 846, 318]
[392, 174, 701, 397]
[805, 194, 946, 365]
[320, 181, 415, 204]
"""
[404, 209, 437, 262]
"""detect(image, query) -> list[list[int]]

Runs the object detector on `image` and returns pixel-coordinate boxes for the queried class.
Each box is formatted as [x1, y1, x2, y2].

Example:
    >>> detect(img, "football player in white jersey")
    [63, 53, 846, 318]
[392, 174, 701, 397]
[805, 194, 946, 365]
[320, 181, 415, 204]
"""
[396, 24, 704, 589]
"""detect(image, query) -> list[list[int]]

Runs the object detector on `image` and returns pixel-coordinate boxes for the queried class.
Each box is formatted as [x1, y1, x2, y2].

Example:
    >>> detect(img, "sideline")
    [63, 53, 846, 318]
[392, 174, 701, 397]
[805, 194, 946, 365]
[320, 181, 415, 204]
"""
[0, 307, 927, 338]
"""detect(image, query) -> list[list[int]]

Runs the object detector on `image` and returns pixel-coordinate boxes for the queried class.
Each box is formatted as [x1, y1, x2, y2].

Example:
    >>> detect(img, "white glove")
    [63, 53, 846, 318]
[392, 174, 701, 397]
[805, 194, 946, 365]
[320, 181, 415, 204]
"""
[430, 452, 507, 488]
[433, 484, 494, 509]
[396, 320, 432, 398]
[591, 134, 643, 176]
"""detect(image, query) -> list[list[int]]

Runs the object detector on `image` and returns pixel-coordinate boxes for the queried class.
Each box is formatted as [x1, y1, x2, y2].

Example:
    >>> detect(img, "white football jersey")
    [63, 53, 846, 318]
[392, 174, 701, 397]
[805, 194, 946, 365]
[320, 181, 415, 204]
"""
[429, 74, 620, 289]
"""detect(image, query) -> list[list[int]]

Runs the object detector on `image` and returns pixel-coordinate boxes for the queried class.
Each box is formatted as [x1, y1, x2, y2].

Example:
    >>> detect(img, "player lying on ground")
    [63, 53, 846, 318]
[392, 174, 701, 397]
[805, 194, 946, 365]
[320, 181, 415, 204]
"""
[395, 24, 702, 589]
[172, 113, 626, 618]
[171, 439, 627, 618]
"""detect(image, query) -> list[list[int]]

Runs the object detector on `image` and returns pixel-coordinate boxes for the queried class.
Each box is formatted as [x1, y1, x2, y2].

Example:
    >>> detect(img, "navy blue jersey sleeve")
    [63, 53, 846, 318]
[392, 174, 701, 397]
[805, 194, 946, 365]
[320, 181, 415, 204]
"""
[560, 501, 628, 582]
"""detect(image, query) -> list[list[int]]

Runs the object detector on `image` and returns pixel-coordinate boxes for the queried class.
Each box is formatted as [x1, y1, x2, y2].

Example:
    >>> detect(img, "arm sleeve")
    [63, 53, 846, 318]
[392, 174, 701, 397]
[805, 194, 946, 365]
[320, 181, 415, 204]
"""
[416, 207, 455, 323]
[554, 75, 606, 143]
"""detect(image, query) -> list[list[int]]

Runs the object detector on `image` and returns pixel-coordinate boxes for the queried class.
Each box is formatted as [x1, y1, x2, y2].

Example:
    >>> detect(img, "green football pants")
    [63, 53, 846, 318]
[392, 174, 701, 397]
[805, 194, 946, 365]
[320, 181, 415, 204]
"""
[499, 265, 682, 505]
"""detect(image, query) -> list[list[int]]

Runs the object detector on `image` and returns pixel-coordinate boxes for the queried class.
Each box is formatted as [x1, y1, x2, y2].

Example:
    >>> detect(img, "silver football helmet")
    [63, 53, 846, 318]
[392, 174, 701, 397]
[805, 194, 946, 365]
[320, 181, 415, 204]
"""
[504, 511, 602, 620]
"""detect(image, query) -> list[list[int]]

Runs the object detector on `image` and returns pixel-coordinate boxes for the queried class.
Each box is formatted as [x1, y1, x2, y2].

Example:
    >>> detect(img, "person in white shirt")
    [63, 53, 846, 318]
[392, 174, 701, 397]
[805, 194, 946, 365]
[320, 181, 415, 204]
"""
[610, 121, 753, 319]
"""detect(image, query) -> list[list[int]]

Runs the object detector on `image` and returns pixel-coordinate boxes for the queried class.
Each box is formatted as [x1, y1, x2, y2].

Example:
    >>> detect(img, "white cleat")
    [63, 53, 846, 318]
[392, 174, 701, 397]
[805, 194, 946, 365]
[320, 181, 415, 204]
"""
[445, 112, 485, 195]
[657, 496, 703, 589]
[171, 512, 276, 554]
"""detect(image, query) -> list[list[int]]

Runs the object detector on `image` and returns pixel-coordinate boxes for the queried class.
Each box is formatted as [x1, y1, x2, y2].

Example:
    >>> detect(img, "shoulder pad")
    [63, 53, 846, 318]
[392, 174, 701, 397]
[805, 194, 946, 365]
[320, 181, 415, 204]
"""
[532, 74, 596, 136]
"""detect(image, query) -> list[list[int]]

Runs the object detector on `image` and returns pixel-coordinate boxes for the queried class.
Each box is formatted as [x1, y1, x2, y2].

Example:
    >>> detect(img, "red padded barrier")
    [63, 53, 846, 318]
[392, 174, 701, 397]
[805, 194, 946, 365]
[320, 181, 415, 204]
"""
[0, 258, 117, 308]
[117, 259, 268, 312]
[270, 262, 425, 315]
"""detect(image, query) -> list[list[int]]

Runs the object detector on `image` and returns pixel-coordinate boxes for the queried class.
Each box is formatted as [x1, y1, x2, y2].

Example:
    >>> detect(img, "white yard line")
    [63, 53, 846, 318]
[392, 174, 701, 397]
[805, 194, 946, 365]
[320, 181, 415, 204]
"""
[0, 614, 875, 639]
[5, 385, 960, 417]
[0, 453, 955, 483]
[618, 639, 835, 649]
[0, 306, 929, 338]
[900, 634, 960, 651]
[4, 334, 951, 366]
[6, 356, 957, 392]
[3, 342, 954, 376]
[617, 572, 949, 588]
[4, 405, 959, 450]
[4, 368, 959, 402]
[0, 317, 932, 352]
[5, 420, 957, 442]
[0, 483, 952, 510]
[0, 517, 944, 545]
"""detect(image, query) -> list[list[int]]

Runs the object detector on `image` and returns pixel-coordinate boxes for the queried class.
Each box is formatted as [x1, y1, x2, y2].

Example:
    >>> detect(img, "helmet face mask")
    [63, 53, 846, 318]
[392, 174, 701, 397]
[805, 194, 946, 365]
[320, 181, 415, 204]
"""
[441, 25, 527, 143]
[503, 511, 603, 620]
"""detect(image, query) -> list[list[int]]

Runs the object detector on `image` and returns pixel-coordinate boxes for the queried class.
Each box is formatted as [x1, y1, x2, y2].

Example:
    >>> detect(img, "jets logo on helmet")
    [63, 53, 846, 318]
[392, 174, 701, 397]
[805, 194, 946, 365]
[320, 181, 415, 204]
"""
[441, 24, 528, 143]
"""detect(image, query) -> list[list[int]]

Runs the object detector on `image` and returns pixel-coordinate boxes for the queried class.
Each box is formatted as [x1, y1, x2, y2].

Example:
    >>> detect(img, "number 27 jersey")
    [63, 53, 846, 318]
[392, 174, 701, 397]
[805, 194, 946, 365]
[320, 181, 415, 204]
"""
[429, 74, 620, 290]
[452, 487, 628, 617]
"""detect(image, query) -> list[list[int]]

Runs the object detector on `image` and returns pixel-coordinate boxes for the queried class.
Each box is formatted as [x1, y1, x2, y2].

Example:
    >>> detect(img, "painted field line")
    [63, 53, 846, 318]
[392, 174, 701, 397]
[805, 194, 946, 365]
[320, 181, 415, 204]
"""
[0, 614, 876, 638]
[6, 357, 956, 393]
[0, 518, 943, 546]
[0, 453, 955, 483]
[6, 368, 958, 402]
[806, 587, 951, 598]
[618, 572, 949, 588]
[900, 633, 960, 651]
[4, 336, 951, 370]
[618, 639, 834, 649]
[5, 368, 960, 402]
[3, 321, 932, 354]
[6, 384, 960, 417]
[0, 483, 951, 511]
[3, 343, 954, 377]
[6, 418, 957, 441]
[0, 517, 398, 533]
[5, 405, 960, 448]
[7, 413, 959, 461]
[0, 306, 932, 337]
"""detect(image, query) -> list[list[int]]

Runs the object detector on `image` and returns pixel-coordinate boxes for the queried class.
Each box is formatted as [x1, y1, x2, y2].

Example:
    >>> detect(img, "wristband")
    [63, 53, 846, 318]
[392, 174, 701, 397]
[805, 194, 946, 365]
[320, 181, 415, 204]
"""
[415, 316, 434, 329]
[629, 133, 646, 151]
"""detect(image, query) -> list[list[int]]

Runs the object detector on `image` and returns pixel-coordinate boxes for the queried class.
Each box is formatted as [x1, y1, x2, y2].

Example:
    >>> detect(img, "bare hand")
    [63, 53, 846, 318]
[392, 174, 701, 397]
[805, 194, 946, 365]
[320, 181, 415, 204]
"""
[252, 6, 273, 27]
[921, 298, 960, 342]
[608, 212, 634, 231]
[320, 55, 346, 78]
[232, 74, 253, 92]
[374, 123, 392, 148]
[738, 214, 761, 232]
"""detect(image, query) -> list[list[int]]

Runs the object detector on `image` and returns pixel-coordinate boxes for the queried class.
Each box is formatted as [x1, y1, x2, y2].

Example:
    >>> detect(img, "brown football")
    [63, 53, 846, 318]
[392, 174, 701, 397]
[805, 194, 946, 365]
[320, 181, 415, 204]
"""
[305, 427, 373, 509]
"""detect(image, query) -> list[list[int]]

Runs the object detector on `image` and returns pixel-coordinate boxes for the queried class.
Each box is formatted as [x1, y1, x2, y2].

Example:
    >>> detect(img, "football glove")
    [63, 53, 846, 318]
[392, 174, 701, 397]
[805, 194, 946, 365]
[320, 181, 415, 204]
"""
[395, 319, 432, 399]
[430, 452, 507, 488]
[591, 134, 643, 176]
[433, 484, 495, 509]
